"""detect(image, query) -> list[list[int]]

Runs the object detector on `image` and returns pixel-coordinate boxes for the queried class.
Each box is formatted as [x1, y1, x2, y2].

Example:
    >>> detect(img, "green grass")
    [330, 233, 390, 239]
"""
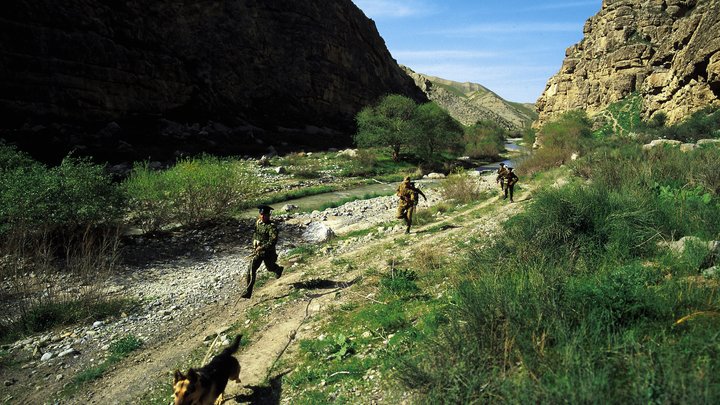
[58, 335, 143, 399]
[0, 298, 136, 344]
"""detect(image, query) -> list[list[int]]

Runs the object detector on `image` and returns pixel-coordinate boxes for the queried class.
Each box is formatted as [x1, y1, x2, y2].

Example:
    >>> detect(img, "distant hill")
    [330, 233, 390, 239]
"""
[402, 66, 537, 130]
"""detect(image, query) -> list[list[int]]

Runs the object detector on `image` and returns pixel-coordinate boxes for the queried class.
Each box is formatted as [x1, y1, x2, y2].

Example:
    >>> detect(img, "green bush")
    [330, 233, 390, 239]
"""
[339, 149, 378, 177]
[124, 156, 259, 231]
[657, 107, 720, 143]
[463, 120, 507, 159]
[520, 110, 593, 174]
[0, 153, 123, 233]
[440, 169, 483, 204]
[0, 297, 133, 344]
[380, 269, 420, 297]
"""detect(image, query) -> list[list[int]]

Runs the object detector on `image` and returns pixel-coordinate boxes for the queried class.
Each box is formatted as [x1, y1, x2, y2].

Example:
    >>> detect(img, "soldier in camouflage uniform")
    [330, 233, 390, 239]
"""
[242, 205, 283, 299]
[496, 162, 508, 191]
[503, 167, 519, 203]
[405, 182, 427, 234]
[396, 176, 412, 222]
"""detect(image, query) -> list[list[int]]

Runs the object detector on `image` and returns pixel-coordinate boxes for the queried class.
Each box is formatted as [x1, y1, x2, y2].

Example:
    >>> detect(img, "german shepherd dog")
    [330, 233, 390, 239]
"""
[173, 335, 242, 405]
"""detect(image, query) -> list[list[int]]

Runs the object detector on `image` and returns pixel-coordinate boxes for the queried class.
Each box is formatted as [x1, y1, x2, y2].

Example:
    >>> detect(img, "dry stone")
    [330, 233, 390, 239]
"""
[536, 0, 720, 128]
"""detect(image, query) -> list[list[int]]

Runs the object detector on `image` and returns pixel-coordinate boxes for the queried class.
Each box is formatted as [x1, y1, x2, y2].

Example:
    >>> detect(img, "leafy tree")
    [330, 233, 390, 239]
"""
[413, 102, 464, 163]
[464, 120, 507, 159]
[355, 94, 417, 161]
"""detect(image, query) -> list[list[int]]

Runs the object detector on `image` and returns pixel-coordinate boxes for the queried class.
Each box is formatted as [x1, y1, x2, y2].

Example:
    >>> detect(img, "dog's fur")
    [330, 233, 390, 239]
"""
[173, 335, 242, 405]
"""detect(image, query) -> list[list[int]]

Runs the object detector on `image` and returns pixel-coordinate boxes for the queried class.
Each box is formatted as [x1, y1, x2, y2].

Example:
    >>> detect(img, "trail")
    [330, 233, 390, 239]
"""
[32, 174, 533, 404]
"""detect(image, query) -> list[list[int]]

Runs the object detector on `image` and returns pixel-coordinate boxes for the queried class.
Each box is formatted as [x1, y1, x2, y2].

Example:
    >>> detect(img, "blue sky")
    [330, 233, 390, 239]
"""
[351, 0, 603, 103]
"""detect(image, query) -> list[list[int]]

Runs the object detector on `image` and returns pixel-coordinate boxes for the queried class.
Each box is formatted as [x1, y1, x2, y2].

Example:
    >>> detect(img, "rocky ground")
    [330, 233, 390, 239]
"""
[0, 172, 518, 404]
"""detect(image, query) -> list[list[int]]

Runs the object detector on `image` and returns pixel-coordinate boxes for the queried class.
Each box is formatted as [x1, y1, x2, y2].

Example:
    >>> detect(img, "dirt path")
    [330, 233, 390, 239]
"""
[27, 175, 533, 404]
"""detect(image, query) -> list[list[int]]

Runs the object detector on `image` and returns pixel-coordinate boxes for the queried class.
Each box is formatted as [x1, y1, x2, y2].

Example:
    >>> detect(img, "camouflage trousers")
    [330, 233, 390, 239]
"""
[396, 200, 412, 226]
[244, 248, 282, 297]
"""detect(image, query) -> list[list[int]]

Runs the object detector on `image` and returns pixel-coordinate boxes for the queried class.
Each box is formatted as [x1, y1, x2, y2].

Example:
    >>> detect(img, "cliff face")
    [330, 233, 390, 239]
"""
[403, 68, 537, 131]
[0, 0, 425, 161]
[536, 0, 720, 127]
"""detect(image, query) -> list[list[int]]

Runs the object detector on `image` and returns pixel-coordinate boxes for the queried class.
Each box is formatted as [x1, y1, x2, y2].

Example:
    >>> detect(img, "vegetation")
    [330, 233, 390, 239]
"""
[518, 110, 594, 174]
[0, 146, 128, 343]
[61, 335, 143, 398]
[355, 95, 464, 164]
[463, 120, 507, 159]
[652, 107, 720, 143]
[413, 102, 464, 163]
[355, 94, 418, 162]
[124, 155, 259, 232]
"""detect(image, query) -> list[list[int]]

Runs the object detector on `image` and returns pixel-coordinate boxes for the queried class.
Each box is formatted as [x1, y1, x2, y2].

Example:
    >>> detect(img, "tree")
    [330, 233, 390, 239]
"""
[355, 94, 417, 161]
[463, 120, 507, 159]
[413, 102, 464, 163]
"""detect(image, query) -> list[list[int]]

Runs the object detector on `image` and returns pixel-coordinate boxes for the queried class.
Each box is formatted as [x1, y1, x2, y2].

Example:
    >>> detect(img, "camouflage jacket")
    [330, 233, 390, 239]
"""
[396, 181, 412, 202]
[505, 171, 519, 186]
[253, 219, 278, 251]
[496, 167, 508, 183]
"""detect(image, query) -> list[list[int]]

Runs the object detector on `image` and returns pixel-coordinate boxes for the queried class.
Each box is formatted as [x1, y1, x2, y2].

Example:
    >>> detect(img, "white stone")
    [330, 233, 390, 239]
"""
[40, 353, 53, 362]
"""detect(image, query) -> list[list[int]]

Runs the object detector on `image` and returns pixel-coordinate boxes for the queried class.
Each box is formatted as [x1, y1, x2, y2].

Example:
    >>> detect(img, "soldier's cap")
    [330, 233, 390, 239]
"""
[258, 204, 275, 214]
[507, 167, 514, 170]
[403, 176, 411, 182]
[499, 162, 505, 166]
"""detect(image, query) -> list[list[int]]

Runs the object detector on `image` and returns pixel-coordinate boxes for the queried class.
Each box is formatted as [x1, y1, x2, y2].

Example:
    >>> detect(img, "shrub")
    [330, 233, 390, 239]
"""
[657, 107, 720, 143]
[413, 102, 464, 163]
[124, 156, 259, 231]
[440, 169, 483, 204]
[355, 94, 417, 161]
[0, 154, 124, 233]
[463, 120, 507, 159]
[380, 269, 420, 297]
[519, 110, 593, 174]
[339, 149, 378, 177]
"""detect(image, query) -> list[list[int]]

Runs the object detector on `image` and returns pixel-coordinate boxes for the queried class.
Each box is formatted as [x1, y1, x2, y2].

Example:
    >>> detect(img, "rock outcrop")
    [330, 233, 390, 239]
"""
[536, 0, 720, 127]
[404, 67, 537, 130]
[0, 0, 424, 162]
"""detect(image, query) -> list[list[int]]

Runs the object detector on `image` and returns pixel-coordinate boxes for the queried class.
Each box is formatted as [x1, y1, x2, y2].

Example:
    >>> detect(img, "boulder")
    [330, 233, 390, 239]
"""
[302, 222, 336, 243]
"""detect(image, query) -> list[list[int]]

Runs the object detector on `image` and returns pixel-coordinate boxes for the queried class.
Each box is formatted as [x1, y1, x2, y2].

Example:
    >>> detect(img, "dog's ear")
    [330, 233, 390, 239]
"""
[173, 370, 185, 383]
[187, 368, 199, 382]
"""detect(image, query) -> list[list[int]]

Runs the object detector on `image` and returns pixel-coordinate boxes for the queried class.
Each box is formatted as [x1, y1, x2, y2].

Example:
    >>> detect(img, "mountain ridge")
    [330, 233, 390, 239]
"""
[402, 66, 537, 130]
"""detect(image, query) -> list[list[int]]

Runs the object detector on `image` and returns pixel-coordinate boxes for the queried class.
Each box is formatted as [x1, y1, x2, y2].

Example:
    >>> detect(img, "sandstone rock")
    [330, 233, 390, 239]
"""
[536, 0, 720, 127]
[426, 173, 446, 179]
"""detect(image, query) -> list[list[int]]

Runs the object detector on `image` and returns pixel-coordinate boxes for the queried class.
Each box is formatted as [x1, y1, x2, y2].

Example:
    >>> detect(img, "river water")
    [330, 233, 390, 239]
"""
[474, 138, 526, 173]
[242, 138, 526, 217]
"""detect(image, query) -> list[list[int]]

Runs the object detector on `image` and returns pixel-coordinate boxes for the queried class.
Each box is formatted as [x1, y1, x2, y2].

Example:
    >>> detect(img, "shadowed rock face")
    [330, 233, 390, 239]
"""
[0, 0, 425, 162]
[536, 0, 720, 127]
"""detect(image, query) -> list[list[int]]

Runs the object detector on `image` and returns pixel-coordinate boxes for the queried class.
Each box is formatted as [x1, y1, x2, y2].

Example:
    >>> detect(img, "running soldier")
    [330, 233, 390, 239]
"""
[504, 167, 519, 203]
[242, 205, 283, 299]
[496, 162, 508, 191]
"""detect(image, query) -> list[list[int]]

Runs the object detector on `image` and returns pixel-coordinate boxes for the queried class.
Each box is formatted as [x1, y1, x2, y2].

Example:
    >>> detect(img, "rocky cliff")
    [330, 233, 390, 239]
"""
[0, 0, 425, 162]
[404, 67, 537, 131]
[536, 0, 720, 127]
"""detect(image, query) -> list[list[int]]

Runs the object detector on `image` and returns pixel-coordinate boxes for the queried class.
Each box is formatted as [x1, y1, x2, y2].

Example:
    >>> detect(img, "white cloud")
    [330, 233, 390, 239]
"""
[437, 22, 583, 36]
[351, 0, 437, 18]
